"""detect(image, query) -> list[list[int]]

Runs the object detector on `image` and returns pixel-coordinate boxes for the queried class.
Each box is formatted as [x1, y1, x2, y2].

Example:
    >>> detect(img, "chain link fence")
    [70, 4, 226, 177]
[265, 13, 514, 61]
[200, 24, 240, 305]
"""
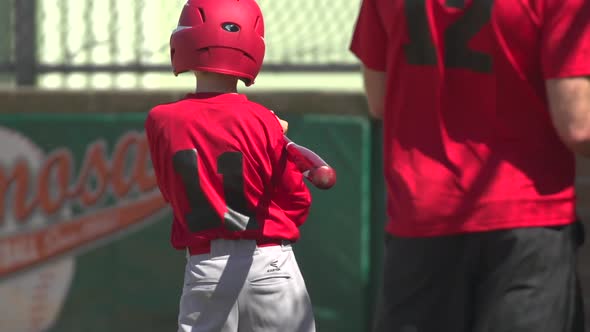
[0, 0, 362, 87]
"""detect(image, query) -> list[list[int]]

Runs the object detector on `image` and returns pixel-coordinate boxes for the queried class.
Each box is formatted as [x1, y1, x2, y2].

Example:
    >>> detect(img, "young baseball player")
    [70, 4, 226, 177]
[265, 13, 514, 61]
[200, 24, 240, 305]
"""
[144, 1, 316, 331]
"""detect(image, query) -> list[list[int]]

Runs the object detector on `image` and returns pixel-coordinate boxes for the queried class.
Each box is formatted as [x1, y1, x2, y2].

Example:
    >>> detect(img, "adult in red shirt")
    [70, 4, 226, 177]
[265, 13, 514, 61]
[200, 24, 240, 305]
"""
[145, 0, 315, 331]
[350, 0, 590, 331]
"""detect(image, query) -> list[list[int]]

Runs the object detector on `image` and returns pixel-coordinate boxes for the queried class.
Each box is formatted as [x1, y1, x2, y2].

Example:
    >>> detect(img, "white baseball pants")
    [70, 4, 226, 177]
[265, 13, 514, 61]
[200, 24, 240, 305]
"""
[177, 239, 316, 332]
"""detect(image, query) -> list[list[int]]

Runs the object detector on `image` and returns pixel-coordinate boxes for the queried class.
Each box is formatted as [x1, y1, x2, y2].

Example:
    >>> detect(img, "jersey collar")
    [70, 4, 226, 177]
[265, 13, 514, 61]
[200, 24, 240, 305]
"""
[184, 92, 248, 103]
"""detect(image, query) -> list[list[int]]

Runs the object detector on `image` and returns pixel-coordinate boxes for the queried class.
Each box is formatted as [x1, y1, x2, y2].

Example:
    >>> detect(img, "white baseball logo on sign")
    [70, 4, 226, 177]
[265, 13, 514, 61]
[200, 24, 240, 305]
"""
[0, 126, 75, 332]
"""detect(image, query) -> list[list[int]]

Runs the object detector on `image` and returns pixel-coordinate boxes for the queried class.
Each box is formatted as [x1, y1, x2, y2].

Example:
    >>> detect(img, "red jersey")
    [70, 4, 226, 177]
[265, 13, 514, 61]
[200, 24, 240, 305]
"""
[350, 0, 590, 236]
[145, 93, 311, 252]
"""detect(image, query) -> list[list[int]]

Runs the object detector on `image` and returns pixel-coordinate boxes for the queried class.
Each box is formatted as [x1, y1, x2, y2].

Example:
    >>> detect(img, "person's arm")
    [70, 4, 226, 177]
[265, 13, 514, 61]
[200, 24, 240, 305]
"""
[269, 110, 289, 133]
[274, 155, 312, 226]
[350, 0, 388, 119]
[270, 139, 312, 227]
[541, 0, 590, 157]
[546, 77, 590, 157]
[362, 65, 387, 119]
[278, 118, 289, 133]
[265, 111, 311, 225]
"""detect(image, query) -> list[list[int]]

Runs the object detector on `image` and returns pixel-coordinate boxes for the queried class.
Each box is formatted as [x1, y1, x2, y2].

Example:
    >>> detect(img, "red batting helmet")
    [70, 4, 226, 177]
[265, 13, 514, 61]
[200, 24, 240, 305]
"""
[170, 0, 266, 86]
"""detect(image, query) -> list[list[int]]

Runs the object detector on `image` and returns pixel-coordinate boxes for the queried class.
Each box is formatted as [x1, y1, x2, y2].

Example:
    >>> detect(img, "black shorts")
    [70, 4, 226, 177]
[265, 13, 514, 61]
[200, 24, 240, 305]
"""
[374, 222, 585, 332]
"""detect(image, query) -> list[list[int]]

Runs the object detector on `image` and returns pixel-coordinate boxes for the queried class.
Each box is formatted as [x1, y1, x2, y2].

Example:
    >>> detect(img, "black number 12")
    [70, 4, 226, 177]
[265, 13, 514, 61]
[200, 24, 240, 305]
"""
[173, 149, 258, 233]
[404, 0, 495, 73]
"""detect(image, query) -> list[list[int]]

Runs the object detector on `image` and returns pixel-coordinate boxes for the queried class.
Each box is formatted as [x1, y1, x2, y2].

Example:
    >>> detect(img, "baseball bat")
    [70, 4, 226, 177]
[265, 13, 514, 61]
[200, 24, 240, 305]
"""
[284, 136, 337, 190]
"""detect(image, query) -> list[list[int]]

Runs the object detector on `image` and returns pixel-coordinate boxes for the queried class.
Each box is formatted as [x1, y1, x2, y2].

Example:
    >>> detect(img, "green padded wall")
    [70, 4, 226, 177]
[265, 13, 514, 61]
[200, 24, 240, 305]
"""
[0, 112, 376, 332]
